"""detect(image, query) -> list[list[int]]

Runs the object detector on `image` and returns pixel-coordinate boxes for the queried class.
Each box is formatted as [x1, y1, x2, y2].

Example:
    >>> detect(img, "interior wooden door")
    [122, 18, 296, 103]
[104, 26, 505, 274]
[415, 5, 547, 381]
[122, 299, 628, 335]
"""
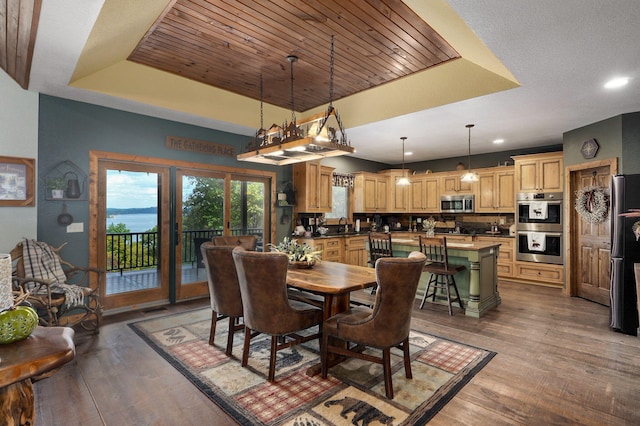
[574, 166, 611, 305]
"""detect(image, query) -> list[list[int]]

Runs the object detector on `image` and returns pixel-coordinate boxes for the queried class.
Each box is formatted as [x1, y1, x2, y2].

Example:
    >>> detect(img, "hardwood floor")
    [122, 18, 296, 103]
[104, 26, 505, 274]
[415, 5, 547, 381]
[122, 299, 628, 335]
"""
[34, 281, 640, 425]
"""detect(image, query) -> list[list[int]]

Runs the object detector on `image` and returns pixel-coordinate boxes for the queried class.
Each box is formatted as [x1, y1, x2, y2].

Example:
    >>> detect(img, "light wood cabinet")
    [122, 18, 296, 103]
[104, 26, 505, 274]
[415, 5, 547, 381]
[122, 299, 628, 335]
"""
[476, 236, 514, 278]
[439, 171, 476, 195]
[344, 235, 368, 267]
[476, 166, 515, 212]
[301, 237, 343, 263]
[353, 172, 388, 213]
[383, 170, 409, 213]
[293, 160, 335, 213]
[515, 261, 564, 287]
[513, 152, 563, 193]
[409, 174, 440, 213]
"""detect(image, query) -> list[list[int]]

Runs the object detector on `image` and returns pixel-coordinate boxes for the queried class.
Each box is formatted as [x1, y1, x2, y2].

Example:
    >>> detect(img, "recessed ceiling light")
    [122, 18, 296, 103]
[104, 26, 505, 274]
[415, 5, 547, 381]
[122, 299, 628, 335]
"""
[493, 139, 504, 144]
[405, 151, 413, 156]
[604, 77, 629, 89]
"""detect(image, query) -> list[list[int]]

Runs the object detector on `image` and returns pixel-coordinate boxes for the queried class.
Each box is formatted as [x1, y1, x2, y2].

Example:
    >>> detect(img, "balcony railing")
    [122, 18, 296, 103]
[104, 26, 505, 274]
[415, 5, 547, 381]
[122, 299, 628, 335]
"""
[106, 228, 263, 274]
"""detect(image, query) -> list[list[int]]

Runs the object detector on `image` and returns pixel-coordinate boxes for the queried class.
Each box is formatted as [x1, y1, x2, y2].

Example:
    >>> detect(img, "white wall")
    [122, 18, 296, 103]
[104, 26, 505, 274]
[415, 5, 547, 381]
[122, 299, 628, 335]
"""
[0, 71, 39, 252]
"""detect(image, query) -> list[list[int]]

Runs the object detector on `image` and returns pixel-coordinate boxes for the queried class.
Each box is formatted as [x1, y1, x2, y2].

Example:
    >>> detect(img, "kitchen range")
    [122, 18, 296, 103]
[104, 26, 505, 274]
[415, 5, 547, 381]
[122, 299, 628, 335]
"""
[515, 192, 564, 265]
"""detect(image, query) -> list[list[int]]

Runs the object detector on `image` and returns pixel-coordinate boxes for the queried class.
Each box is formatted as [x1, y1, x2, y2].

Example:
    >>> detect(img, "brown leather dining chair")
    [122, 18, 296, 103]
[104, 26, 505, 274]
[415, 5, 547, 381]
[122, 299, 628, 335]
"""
[211, 235, 258, 251]
[418, 235, 465, 315]
[321, 251, 427, 399]
[200, 243, 245, 355]
[232, 247, 323, 382]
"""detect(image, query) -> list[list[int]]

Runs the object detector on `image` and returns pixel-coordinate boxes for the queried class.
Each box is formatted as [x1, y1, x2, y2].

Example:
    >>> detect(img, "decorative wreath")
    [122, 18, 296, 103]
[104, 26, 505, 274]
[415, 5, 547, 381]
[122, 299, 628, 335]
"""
[575, 185, 609, 223]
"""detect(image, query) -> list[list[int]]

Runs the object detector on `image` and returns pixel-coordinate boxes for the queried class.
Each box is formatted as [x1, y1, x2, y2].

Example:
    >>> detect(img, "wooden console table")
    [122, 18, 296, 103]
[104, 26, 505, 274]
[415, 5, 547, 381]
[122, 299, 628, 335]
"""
[0, 327, 75, 425]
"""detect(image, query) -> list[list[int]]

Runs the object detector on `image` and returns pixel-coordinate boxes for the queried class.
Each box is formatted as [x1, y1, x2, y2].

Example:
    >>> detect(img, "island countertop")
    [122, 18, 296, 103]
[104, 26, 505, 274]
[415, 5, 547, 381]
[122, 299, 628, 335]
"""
[374, 238, 502, 318]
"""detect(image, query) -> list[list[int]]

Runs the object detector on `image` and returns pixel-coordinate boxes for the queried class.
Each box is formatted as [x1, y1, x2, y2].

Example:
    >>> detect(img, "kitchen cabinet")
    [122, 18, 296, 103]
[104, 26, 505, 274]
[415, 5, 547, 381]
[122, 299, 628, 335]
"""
[344, 235, 369, 267]
[476, 236, 514, 278]
[515, 261, 563, 287]
[409, 174, 440, 213]
[300, 237, 343, 262]
[439, 171, 476, 195]
[476, 166, 515, 212]
[513, 152, 563, 193]
[382, 170, 409, 212]
[353, 172, 388, 212]
[293, 160, 335, 213]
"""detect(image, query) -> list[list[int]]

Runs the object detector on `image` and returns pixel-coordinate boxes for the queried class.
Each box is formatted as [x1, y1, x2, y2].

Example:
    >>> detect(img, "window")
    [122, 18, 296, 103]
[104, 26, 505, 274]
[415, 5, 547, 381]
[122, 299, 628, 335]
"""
[325, 186, 348, 219]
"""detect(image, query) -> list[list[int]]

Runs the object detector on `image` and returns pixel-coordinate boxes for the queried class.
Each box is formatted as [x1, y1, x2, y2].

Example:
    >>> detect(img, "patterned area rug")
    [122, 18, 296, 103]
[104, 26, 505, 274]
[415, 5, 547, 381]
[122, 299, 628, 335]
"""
[129, 308, 495, 425]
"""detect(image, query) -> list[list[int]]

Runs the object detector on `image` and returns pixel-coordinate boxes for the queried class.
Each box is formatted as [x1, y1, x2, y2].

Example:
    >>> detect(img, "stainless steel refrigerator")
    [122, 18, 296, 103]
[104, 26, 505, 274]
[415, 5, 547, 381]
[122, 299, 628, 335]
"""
[610, 174, 640, 335]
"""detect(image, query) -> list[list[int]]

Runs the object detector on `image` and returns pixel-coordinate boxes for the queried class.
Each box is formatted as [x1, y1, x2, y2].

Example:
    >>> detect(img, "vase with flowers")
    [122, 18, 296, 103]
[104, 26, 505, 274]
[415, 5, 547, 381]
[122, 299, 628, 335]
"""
[423, 216, 437, 237]
[269, 237, 322, 269]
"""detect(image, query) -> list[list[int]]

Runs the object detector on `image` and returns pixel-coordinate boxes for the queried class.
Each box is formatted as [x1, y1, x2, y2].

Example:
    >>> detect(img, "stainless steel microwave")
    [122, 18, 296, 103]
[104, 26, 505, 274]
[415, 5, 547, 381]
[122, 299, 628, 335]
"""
[440, 195, 474, 213]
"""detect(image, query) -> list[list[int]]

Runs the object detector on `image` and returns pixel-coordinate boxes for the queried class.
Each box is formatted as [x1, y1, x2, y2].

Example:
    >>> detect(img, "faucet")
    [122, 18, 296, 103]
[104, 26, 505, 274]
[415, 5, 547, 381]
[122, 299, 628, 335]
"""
[338, 217, 348, 233]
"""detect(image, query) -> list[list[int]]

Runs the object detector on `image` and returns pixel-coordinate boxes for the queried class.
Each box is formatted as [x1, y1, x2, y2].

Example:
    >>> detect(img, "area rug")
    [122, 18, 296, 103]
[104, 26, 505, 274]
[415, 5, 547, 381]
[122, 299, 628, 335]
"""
[129, 308, 495, 425]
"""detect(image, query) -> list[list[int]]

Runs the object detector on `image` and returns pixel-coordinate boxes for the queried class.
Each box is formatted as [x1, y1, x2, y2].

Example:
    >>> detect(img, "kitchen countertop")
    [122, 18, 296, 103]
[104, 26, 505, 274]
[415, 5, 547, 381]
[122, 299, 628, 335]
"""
[297, 231, 515, 240]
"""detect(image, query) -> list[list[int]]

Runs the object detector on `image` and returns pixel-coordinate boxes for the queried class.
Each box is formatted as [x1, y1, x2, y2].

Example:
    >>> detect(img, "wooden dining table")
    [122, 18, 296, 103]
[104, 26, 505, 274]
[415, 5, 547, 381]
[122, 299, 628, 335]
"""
[286, 261, 378, 375]
[286, 260, 378, 319]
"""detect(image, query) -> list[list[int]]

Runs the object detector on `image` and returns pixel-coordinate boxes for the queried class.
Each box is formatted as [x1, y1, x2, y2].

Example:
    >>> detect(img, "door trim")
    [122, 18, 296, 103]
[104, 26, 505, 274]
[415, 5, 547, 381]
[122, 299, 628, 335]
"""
[89, 150, 277, 308]
[564, 157, 618, 297]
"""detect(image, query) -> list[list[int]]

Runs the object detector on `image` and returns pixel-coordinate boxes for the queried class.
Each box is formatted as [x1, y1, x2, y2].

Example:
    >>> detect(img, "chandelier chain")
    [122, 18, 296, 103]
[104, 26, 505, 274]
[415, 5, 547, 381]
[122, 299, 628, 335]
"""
[329, 35, 334, 106]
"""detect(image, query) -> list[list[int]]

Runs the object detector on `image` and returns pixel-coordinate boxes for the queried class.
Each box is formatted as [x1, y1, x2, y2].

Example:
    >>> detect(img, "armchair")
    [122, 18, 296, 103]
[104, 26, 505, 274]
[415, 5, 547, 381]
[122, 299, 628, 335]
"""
[10, 239, 102, 332]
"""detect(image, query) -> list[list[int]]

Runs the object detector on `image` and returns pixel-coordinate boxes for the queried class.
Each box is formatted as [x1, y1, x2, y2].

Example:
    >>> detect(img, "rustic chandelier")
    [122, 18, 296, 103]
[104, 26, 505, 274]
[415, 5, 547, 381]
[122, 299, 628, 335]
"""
[237, 36, 355, 166]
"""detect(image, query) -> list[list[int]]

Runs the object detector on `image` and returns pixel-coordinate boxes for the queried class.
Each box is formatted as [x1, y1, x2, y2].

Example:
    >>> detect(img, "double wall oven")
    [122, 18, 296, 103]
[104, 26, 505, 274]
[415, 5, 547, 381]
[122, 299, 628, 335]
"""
[516, 192, 564, 264]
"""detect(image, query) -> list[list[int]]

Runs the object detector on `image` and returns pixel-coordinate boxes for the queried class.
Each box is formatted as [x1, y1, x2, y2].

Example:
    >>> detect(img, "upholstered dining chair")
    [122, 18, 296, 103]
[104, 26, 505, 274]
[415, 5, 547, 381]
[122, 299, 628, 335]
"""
[232, 247, 323, 382]
[211, 235, 258, 251]
[200, 242, 245, 356]
[320, 251, 427, 399]
[418, 236, 465, 316]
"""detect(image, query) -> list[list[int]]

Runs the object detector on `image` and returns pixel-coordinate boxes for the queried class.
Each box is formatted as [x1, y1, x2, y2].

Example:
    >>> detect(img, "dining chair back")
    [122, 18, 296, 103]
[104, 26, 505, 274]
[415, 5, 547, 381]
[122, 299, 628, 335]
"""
[200, 242, 245, 355]
[232, 247, 323, 382]
[367, 232, 393, 267]
[211, 235, 257, 251]
[418, 236, 465, 315]
[320, 251, 427, 399]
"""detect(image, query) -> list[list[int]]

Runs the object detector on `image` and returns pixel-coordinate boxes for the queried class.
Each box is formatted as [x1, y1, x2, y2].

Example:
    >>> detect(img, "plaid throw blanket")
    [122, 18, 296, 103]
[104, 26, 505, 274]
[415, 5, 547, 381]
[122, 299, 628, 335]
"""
[22, 239, 88, 308]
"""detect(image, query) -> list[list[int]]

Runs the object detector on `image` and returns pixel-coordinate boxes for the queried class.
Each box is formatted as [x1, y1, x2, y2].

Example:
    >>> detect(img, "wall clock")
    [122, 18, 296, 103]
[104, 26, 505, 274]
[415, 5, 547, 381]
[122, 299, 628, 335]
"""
[580, 138, 599, 159]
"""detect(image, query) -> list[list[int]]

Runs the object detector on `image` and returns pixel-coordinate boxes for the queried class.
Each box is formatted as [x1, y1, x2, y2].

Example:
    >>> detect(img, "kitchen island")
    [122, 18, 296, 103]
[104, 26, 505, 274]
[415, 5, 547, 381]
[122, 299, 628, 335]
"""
[373, 237, 502, 318]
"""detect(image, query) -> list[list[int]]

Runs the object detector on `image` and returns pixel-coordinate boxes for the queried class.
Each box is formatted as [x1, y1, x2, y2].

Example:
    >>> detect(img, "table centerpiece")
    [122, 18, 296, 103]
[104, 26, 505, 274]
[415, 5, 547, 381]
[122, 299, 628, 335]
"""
[269, 237, 321, 269]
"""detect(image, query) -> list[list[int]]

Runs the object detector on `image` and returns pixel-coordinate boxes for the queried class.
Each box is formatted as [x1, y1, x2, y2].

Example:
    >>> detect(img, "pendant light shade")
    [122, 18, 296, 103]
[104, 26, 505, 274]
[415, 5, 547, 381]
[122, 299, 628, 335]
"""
[397, 136, 410, 186]
[460, 124, 479, 183]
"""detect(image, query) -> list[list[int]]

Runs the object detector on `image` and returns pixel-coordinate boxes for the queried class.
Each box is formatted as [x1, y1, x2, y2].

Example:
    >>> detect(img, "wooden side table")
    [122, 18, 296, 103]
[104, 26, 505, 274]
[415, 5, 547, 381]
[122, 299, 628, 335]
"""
[0, 327, 75, 426]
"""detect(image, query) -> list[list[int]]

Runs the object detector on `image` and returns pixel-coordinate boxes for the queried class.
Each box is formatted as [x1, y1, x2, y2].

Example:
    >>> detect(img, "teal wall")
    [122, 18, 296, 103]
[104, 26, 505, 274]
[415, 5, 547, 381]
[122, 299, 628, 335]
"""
[563, 115, 622, 168]
[622, 112, 640, 174]
[38, 95, 290, 265]
[562, 111, 640, 173]
[405, 144, 563, 173]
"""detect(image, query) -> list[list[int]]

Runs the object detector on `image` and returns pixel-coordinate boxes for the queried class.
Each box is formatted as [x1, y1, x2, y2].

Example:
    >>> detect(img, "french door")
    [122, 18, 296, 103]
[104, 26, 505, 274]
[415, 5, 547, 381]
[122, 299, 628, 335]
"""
[176, 168, 269, 300]
[98, 160, 171, 311]
[93, 152, 273, 313]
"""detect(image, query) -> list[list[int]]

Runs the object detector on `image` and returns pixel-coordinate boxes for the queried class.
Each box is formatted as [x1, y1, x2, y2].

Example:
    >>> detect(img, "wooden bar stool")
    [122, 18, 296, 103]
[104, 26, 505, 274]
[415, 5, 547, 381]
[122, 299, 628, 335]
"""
[418, 236, 465, 315]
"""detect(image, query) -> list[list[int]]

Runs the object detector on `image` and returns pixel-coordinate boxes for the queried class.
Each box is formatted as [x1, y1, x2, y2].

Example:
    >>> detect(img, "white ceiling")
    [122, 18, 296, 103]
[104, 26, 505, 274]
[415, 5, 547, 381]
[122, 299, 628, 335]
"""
[27, 0, 640, 165]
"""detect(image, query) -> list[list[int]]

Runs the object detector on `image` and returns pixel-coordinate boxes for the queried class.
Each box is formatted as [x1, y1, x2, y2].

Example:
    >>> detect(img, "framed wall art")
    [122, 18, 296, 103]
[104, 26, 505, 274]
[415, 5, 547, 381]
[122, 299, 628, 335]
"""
[0, 156, 35, 206]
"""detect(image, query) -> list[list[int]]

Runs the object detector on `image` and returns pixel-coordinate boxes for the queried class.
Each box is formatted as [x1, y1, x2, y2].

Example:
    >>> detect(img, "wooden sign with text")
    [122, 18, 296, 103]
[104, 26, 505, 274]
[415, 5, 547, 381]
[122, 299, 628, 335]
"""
[166, 136, 236, 157]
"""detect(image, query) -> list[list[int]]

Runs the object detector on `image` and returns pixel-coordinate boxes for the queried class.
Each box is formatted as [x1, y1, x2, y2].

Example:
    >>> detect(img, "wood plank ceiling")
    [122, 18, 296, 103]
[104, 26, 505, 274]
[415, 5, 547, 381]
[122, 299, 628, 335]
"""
[0, 0, 42, 89]
[129, 0, 460, 112]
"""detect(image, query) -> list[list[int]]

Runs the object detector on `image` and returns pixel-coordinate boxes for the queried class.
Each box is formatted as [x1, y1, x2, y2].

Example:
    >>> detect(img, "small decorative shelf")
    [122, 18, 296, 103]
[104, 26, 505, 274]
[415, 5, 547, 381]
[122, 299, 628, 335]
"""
[44, 160, 88, 201]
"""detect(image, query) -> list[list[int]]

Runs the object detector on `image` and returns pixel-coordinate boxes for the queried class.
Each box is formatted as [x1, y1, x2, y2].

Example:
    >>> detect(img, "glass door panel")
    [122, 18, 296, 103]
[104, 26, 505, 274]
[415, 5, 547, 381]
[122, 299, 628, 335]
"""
[99, 162, 171, 311]
[176, 169, 225, 299]
[231, 176, 269, 251]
